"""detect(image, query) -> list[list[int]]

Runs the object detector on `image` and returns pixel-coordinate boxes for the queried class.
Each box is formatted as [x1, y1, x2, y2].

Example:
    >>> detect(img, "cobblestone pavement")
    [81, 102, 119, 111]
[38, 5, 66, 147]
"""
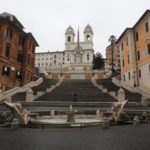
[0, 124, 150, 150]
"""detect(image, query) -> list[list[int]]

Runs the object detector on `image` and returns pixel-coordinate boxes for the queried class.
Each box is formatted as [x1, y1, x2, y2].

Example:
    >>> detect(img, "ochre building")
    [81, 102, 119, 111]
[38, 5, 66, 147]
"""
[116, 10, 150, 92]
[0, 12, 39, 91]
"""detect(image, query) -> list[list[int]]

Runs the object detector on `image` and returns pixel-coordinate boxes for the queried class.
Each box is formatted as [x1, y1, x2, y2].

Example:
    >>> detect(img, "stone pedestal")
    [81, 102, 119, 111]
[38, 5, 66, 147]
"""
[50, 110, 55, 117]
[96, 109, 100, 117]
[117, 88, 125, 102]
[141, 96, 149, 107]
[26, 88, 34, 102]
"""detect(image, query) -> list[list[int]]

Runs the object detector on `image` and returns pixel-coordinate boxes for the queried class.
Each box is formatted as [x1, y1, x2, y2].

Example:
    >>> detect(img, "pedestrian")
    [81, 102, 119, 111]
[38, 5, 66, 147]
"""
[73, 93, 77, 102]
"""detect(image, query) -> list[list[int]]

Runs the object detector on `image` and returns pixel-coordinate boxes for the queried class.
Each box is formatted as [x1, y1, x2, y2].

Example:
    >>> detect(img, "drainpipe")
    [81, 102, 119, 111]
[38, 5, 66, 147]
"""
[133, 31, 139, 87]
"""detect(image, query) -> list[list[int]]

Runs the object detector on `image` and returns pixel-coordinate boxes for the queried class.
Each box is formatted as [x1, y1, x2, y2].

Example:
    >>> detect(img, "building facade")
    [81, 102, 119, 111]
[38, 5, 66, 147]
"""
[0, 12, 39, 91]
[105, 43, 120, 71]
[35, 24, 94, 69]
[116, 10, 150, 92]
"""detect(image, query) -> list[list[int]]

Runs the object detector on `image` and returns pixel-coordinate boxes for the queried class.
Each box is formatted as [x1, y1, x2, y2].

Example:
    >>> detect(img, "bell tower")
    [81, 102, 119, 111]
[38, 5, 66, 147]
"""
[84, 24, 93, 43]
[65, 25, 75, 50]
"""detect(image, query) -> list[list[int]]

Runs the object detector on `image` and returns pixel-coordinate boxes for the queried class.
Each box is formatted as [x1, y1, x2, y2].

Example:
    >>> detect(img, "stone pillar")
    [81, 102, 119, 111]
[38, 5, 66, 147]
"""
[50, 110, 55, 117]
[96, 109, 100, 117]
[141, 96, 149, 107]
[117, 88, 125, 102]
[26, 88, 34, 102]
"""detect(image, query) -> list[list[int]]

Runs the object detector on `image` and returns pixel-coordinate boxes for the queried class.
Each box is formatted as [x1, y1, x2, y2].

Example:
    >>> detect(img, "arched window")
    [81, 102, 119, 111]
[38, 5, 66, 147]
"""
[67, 36, 71, 42]
[86, 35, 90, 41]
[5, 43, 11, 57]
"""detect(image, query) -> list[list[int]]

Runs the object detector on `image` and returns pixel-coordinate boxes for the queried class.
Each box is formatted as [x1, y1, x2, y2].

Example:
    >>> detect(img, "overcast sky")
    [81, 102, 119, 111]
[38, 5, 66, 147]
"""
[1, 0, 149, 57]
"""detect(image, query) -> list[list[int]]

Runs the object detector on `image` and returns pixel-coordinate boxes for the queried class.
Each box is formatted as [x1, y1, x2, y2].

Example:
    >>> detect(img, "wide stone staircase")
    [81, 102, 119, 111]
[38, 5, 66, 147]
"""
[11, 74, 57, 101]
[35, 80, 116, 102]
[96, 73, 142, 102]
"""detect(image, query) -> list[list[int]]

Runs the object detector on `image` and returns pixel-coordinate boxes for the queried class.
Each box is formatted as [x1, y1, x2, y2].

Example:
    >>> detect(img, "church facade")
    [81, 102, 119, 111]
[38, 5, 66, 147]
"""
[35, 24, 94, 69]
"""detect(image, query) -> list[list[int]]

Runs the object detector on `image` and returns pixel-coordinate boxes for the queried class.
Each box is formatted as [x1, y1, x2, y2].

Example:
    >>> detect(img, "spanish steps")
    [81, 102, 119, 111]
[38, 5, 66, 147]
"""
[0, 72, 144, 115]
[35, 80, 116, 102]
[11, 71, 142, 103]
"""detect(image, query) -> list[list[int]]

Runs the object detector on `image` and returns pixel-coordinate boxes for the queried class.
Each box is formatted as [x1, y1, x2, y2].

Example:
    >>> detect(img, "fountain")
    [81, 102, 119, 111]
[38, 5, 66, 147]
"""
[3, 100, 128, 128]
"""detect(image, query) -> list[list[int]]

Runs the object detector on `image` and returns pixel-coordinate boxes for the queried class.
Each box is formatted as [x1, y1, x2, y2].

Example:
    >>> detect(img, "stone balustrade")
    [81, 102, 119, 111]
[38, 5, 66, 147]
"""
[0, 77, 43, 101]
[108, 91, 117, 99]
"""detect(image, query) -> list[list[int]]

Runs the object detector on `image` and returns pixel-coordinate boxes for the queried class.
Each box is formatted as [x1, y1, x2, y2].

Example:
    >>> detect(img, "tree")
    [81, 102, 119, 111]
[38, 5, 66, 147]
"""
[108, 35, 116, 72]
[93, 52, 104, 70]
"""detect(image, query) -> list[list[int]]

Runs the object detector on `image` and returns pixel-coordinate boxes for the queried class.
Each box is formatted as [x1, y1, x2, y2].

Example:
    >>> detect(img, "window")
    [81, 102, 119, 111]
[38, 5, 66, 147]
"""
[31, 59, 34, 67]
[2, 66, 10, 76]
[54, 55, 56, 58]
[17, 53, 23, 63]
[6, 27, 13, 39]
[135, 32, 139, 41]
[127, 55, 130, 64]
[27, 54, 30, 65]
[122, 59, 124, 67]
[5, 43, 11, 57]
[139, 69, 141, 78]
[128, 72, 130, 80]
[16, 71, 22, 79]
[147, 43, 150, 54]
[67, 57, 69, 61]
[121, 43, 124, 51]
[67, 36, 71, 42]
[145, 22, 149, 33]
[86, 35, 90, 41]
[137, 51, 140, 61]
[54, 60, 56, 64]
[123, 74, 125, 82]
[32, 46, 35, 53]
[126, 37, 128, 45]
[87, 53, 89, 60]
